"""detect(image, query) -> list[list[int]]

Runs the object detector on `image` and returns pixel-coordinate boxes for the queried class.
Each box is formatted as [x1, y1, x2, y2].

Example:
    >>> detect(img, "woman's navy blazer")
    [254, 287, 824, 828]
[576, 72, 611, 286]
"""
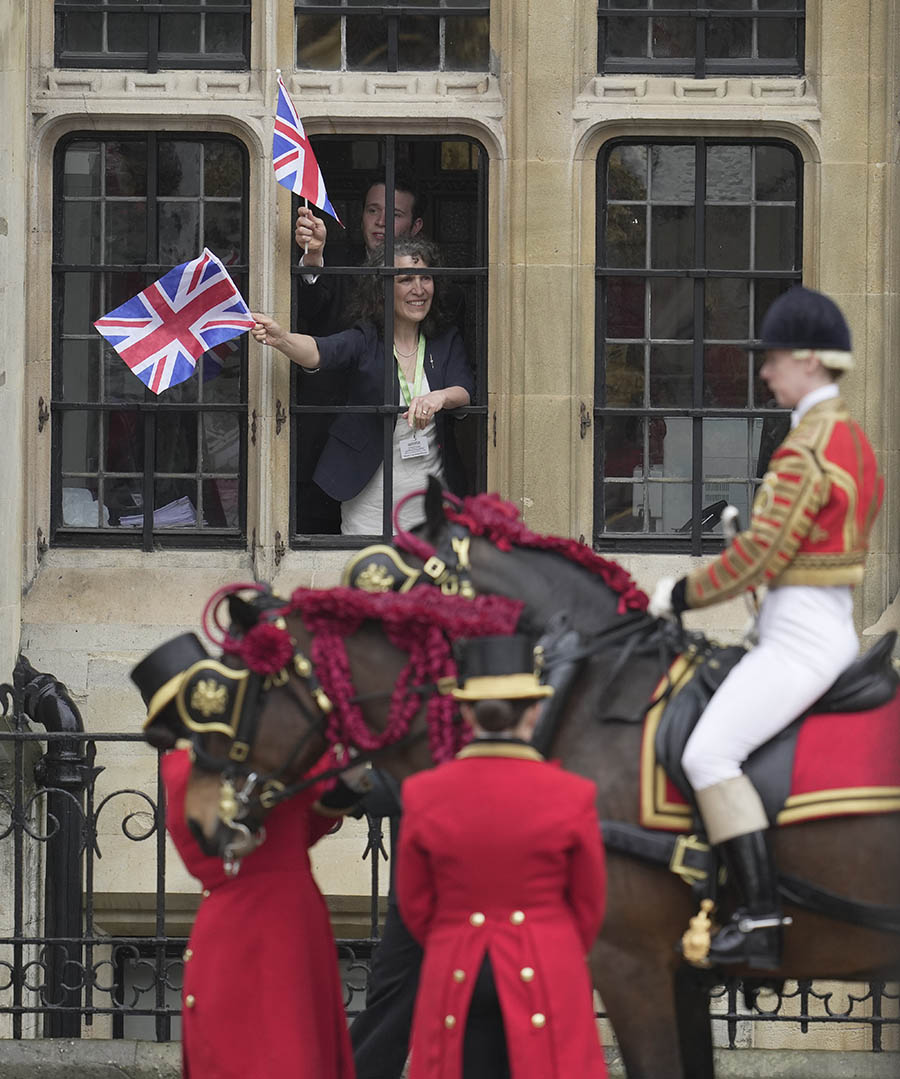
[311, 320, 475, 503]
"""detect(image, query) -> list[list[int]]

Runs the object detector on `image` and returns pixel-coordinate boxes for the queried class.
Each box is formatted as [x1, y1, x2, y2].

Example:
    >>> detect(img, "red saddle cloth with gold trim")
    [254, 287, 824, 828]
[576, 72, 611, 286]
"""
[640, 655, 900, 833]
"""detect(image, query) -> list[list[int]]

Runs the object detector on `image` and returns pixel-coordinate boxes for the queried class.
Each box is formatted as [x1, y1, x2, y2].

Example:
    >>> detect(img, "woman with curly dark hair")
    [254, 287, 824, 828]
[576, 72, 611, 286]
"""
[252, 236, 473, 534]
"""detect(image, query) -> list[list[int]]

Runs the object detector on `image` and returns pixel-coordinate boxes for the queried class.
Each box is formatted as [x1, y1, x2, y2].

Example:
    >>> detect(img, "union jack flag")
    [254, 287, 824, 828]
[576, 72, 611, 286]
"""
[93, 248, 255, 395]
[204, 248, 242, 381]
[273, 75, 342, 225]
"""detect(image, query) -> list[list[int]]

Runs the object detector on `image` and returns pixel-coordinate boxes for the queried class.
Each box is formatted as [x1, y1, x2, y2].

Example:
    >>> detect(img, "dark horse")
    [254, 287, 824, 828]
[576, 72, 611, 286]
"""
[338, 481, 900, 1077]
[137, 494, 900, 1078]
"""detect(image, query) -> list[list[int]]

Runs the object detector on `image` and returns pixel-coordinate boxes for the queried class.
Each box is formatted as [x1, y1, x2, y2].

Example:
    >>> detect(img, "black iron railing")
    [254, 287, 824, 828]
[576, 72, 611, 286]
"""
[0, 657, 896, 1048]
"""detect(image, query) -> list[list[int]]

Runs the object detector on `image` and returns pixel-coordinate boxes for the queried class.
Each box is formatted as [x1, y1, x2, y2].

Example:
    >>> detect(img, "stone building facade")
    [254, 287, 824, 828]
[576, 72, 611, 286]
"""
[0, 0, 897, 1051]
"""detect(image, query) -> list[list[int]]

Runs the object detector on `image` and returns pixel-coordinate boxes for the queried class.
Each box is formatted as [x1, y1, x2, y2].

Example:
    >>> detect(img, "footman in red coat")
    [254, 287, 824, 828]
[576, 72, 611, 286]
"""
[396, 635, 608, 1079]
[161, 749, 356, 1079]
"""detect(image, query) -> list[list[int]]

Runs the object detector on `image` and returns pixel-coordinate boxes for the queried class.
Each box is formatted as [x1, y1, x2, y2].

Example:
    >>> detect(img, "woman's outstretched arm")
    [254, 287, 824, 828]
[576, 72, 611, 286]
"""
[250, 312, 321, 370]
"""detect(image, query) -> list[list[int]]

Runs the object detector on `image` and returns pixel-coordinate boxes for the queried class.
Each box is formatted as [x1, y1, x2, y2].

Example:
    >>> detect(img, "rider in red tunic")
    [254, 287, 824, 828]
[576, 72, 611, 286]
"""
[161, 748, 356, 1079]
[650, 286, 884, 969]
[396, 635, 608, 1079]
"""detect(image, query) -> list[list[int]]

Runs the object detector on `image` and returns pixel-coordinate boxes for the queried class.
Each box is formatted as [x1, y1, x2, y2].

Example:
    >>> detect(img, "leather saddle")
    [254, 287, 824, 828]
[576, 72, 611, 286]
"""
[655, 630, 899, 825]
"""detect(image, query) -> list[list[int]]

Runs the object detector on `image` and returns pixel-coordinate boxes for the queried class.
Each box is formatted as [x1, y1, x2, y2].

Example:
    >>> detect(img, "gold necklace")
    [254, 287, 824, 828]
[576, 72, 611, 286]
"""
[394, 342, 418, 357]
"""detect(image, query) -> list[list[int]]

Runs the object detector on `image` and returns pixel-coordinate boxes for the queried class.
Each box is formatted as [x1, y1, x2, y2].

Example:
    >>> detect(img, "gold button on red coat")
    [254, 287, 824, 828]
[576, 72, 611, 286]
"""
[183, 948, 193, 962]
[510, 910, 526, 925]
[452, 969, 466, 983]
[531, 1012, 546, 1029]
[185, 994, 196, 1009]
[444, 1015, 456, 1029]
[520, 967, 535, 982]
[469, 912, 486, 927]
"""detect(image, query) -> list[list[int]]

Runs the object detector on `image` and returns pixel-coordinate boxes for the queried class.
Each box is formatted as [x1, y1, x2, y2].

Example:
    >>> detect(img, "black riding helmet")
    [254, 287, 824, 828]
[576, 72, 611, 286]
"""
[759, 286, 852, 359]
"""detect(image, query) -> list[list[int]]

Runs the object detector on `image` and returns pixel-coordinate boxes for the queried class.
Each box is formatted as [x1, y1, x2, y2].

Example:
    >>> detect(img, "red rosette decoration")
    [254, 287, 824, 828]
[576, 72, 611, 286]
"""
[224, 622, 294, 676]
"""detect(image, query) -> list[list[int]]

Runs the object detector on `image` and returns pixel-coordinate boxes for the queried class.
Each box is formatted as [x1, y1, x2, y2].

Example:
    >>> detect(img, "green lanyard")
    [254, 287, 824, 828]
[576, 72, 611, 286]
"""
[394, 335, 426, 406]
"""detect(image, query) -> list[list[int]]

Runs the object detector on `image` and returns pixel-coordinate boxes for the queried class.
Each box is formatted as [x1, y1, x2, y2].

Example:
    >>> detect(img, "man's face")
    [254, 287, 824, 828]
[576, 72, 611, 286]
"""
[361, 183, 423, 252]
[759, 349, 825, 409]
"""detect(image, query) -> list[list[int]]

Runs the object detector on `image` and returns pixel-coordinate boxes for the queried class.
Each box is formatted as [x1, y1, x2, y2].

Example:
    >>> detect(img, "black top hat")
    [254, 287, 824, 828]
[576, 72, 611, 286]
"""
[452, 635, 554, 701]
[131, 632, 210, 730]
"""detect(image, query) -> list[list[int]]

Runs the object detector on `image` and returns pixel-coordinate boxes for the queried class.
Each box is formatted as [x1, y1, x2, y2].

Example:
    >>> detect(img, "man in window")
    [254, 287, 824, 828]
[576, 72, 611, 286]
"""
[295, 171, 425, 336]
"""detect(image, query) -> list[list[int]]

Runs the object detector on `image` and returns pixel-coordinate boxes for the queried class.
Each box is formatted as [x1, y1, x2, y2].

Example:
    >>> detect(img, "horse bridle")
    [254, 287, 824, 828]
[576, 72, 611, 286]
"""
[171, 589, 446, 874]
[165, 606, 337, 873]
[341, 491, 478, 598]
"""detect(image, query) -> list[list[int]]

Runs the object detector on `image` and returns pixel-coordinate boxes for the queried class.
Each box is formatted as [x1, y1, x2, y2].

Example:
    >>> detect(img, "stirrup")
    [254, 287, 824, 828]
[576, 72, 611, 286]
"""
[707, 910, 792, 970]
[734, 912, 793, 934]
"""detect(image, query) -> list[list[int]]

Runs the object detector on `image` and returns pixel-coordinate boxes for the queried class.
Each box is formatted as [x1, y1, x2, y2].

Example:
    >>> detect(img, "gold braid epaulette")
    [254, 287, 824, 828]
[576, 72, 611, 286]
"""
[685, 438, 826, 609]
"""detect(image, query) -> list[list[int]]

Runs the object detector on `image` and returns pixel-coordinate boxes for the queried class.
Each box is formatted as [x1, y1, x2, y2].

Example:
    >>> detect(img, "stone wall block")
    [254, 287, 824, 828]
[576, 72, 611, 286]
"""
[523, 160, 575, 266]
[814, 176, 869, 295]
[520, 394, 575, 532]
[818, 76, 871, 162]
[522, 264, 574, 397]
[818, 5, 871, 78]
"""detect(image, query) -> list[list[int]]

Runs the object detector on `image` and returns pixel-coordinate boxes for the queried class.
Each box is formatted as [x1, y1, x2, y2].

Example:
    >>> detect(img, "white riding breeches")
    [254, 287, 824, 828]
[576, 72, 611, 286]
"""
[681, 585, 859, 792]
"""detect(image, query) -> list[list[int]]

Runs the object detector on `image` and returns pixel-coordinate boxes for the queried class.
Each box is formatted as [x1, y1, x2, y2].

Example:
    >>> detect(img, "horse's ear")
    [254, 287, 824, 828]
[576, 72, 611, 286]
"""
[228, 595, 260, 634]
[423, 475, 446, 541]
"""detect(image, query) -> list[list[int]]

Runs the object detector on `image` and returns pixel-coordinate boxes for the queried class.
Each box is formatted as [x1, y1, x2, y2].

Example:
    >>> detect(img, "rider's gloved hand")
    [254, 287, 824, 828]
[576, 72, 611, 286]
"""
[315, 752, 373, 818]
[649, 577, 688, 620]
[342, 759, 374, 794]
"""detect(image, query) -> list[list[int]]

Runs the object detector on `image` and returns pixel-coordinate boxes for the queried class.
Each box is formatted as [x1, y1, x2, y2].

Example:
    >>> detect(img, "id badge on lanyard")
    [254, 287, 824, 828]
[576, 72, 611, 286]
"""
[396, 336, 430, 458]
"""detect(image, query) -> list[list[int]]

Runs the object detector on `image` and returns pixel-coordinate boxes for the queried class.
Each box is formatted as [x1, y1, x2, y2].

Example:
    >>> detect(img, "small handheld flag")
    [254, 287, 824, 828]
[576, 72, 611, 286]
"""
[93, 248, 255, 396]
[273, 74, 343, 225]
[204, 248, 241, 381]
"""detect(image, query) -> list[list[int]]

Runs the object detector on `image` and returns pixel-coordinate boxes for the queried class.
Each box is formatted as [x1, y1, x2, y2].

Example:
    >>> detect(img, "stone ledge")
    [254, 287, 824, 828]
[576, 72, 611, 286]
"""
[37, 69, 498, 105]
[0, 1040, 179, 1079]
[583, 75, 811, 105]
[0, 1043, 896, 1078]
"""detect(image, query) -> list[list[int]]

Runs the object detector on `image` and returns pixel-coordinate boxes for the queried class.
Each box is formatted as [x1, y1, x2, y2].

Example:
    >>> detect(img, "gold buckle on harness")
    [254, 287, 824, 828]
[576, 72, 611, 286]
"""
[423, 555, 447, 581]
[669, 833, 710, 884]
[229, 740, 250, 763]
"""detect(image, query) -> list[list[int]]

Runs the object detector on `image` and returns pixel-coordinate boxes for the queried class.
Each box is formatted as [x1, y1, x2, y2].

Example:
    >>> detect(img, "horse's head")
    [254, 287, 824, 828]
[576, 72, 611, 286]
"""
[342, 476, 651, 634]
[131, 586, 334, 874]
[133, 581, 507, 875]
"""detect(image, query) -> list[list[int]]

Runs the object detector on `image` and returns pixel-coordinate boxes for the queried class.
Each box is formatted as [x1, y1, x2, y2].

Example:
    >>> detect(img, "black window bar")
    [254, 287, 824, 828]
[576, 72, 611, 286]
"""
[288, 133, 489, 549]
[54, 1, 251, 74]
[594, 137, 803, 555]
[51, 132, 250, 551]
[598, 2, 805, 80]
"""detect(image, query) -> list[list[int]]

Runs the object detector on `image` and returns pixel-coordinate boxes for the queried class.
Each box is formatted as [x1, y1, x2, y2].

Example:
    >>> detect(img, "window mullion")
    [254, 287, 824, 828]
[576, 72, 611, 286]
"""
[695, 12, 707, 80]
[691, 140, 706, 554]
[387, 12, 399, 72]
[147, 12, 160, 75]
[382, 140, 396, 539]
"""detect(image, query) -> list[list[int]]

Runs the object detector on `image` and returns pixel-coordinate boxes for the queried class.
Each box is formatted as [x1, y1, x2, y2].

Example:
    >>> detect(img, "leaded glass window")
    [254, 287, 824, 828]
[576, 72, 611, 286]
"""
[598, 2, 804, 78]
[595, 138, 802, 550]
[55, 1, 250, 72]
[296, 0, 490, 72]
[52, 133, 249, 548]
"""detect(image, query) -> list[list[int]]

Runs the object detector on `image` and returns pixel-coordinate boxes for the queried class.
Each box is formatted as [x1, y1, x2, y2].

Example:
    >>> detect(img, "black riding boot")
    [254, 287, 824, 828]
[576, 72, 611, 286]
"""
[707, 830, 788, 970]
